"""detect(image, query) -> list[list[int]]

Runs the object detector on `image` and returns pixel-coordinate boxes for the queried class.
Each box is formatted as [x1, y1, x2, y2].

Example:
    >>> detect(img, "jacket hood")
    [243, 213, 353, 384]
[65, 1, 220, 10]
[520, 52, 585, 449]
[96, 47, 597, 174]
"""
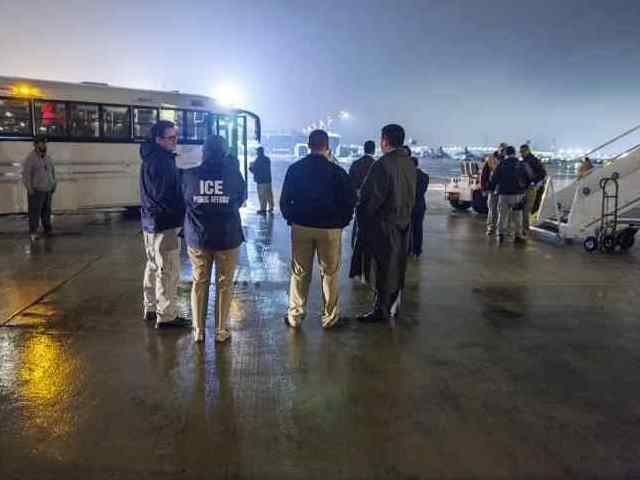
[202, 135, 228, 164]
[140, 142, 174, 162]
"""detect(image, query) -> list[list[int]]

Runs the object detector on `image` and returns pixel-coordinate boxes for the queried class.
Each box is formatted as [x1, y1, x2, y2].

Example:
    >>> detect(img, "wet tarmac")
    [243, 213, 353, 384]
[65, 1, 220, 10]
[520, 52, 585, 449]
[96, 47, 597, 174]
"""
[2, 192, 640, 478]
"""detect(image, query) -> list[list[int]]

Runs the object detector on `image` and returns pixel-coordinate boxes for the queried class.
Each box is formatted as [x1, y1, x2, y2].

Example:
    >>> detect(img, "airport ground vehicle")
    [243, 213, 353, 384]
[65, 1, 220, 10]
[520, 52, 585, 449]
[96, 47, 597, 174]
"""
[0, 77, 261, 214]
[444, 160, 488, 213]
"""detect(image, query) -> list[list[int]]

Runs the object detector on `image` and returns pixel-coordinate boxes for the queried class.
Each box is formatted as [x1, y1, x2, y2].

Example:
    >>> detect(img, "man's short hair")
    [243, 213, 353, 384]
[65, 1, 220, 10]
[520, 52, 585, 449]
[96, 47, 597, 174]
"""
[33, 134, 47, 145]
[403, 145, 412, 156]
[520, 144, 530, 151]
[505, 145, 516, 156]
[151, 120, 175, 141]
[257, 146, 264, 155]
[308, 129, 329, 151]
[381, 124, 405, 148]
[364, 140, 375, 155]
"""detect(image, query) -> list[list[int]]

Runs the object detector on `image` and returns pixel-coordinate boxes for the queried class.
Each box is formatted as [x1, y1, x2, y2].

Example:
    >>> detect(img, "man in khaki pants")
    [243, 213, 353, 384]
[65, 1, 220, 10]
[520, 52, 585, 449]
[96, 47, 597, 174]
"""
[280, 130, 357, 329]
[181, 135, 247, 343]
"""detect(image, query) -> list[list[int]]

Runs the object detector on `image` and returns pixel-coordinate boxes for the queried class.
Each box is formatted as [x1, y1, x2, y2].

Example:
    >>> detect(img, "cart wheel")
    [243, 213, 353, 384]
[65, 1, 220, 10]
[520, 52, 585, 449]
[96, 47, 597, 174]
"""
[617, 228, 636, 251]
[584, 236, 598, 252]
[603, 234, 616, 253]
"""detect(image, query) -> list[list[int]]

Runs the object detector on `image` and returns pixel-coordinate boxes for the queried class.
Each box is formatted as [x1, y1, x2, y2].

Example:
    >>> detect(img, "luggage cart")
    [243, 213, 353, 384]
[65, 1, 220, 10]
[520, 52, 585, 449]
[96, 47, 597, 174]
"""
[584, 174, 638, 252]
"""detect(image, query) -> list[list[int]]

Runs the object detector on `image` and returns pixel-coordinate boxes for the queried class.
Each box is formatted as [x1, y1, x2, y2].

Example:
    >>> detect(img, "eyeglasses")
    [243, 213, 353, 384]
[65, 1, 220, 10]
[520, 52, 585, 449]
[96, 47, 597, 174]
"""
[162, 135, 178, 141]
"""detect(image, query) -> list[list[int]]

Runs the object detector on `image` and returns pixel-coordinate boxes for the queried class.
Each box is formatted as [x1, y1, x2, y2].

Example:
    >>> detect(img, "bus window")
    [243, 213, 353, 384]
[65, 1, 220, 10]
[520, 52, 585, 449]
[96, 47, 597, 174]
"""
[134, 107, 158, 139]
[160, 109, 184, 139]
[185, 111, 207, 141]
[102, 105, 131, 139]
[0, 98, 31, 136]
[69, 103, 99, 139]
[34, 101, 67, 137]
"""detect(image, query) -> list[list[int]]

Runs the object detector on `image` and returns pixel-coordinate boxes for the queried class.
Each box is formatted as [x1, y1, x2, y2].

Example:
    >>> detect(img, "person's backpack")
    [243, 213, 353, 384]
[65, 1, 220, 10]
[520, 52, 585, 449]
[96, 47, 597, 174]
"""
[516, 162, 533, 191]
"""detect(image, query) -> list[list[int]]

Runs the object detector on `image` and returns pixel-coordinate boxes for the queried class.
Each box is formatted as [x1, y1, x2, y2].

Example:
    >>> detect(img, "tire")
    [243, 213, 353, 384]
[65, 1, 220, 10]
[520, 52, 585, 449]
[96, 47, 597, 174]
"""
[449, 199, 472, 211]
[617, 229, 636, 251]
[471, 190, 488, 214]
[584, 236, 598, 252]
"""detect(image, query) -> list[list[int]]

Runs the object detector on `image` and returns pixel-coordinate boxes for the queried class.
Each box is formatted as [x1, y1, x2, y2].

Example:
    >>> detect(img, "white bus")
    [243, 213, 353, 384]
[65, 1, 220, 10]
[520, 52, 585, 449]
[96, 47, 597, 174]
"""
[0, 77, 261, 214]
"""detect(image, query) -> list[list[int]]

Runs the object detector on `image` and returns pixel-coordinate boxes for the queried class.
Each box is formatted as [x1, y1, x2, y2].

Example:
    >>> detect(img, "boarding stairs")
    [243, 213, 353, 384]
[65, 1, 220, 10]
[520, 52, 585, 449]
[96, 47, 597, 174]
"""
[532, 124, 640, 241]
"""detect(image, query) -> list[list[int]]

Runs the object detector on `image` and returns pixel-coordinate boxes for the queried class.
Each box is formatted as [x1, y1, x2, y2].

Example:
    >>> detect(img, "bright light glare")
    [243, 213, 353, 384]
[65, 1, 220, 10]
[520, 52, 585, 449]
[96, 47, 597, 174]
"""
[339, 110, 350, 119]
[213, 84, 245, 108]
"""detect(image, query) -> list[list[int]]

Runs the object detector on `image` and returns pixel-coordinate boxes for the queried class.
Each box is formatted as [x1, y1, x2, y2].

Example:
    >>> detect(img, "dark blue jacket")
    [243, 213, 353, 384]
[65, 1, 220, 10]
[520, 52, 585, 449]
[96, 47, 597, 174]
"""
[249, 155, 272, 184]
[280, 153, 357, 229]
[181, 155, 247, 251]
[414, 168, 430, 212]
[488, 155, 527, 195]
[139, 143, 185, 233]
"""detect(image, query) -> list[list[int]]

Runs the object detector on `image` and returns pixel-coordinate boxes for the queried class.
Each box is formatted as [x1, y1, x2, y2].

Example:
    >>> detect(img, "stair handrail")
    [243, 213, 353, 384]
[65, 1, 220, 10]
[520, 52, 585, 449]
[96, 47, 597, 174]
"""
[578, 123, 640, 161]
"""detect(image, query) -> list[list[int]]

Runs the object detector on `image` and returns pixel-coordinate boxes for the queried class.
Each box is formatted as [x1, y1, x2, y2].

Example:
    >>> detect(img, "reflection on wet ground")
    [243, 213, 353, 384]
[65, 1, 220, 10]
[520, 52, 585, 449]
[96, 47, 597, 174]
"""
[2, 191, 640, 478]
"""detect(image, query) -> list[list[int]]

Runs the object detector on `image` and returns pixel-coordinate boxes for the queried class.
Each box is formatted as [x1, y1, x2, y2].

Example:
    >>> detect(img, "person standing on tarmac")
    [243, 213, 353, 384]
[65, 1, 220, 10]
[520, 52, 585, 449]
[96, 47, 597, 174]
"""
[22, 135, 57, 242]
[139, 120, 189, 329]
[519, 144, 547, 237]
[348, 140, 376, 252]
[489, 145, 528, 244]
[348, 140, 376, 193]
[352, 124, 416, 323]
[280, 129, 357, 330]
[480, 151, 500, 235]
[249, 146, 273, 214]
[407, 147, 429, 257]
[182, 135, 247, 343]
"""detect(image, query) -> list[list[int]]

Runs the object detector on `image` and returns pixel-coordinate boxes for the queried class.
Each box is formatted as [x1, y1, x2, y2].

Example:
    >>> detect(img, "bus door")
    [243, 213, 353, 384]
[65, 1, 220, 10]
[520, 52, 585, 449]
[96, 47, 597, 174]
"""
[215, 114, 247, 181]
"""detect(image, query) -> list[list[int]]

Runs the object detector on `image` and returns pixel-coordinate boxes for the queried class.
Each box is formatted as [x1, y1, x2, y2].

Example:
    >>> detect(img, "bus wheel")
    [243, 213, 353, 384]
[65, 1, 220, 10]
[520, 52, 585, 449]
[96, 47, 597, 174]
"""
[450, 199, 472, 211]
[124, 206, 140, 219]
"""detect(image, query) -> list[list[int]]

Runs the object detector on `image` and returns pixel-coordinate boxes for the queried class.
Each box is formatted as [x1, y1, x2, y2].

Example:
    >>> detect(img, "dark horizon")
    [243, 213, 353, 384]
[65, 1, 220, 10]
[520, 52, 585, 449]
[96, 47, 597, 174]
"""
[2, 0, 639, 149]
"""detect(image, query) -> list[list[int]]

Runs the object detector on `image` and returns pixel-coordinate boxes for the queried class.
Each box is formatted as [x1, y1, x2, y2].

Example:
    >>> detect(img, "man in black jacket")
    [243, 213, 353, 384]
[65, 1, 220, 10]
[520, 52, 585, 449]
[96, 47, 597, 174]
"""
[353, 124, 416, 323]
[408, 149, 429, 257]
[249, 146, 273, 214]
[280, 129, 357, 329]
[348, 140, 376, 193]
[520, 144, 547, 237]
[488, 145, 527, 244]
[139, 120, 188, 329]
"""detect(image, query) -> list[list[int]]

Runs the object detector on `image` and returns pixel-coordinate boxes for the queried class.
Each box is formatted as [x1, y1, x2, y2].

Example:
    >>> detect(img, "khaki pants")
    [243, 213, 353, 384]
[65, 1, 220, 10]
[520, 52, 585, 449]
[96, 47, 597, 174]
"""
[486, 192, 498, 233]
[522, 186, 539, 236]
[143, 228, 181, 323]
[187, 246, 239, 335]
[497, 194, 525, 240]
[288, 224, 342, 328]
[257, 183, 274, 211]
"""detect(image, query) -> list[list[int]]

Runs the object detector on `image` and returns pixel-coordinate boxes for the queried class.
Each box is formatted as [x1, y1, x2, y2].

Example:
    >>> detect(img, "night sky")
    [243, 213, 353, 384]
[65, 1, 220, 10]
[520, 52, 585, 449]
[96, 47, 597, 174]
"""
[2, 0, 639, 149]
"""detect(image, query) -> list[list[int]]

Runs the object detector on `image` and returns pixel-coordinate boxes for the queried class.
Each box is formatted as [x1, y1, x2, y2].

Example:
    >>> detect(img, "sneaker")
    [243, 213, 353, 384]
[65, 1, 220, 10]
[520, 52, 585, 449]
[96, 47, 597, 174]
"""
[322, 316, 349, 329]
[215, 329, 231, 343]
[283, 315, 301, 329]
[155, 316, 191, 329]
[486, 229, 495, 236]
[357, 311, 389, 323]
[30, 233, 39, 242]
[514, 236, 527, 244]
[144, 311, 157, 322]
[193, 329, 205, 343]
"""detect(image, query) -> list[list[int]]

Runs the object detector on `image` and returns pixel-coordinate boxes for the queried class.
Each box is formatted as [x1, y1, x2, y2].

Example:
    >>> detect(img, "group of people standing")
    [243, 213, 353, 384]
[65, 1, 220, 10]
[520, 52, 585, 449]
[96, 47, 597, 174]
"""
[281, 125, 428, 327]
[480, 143, 547, 243]
[139, 121, 429, 344]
